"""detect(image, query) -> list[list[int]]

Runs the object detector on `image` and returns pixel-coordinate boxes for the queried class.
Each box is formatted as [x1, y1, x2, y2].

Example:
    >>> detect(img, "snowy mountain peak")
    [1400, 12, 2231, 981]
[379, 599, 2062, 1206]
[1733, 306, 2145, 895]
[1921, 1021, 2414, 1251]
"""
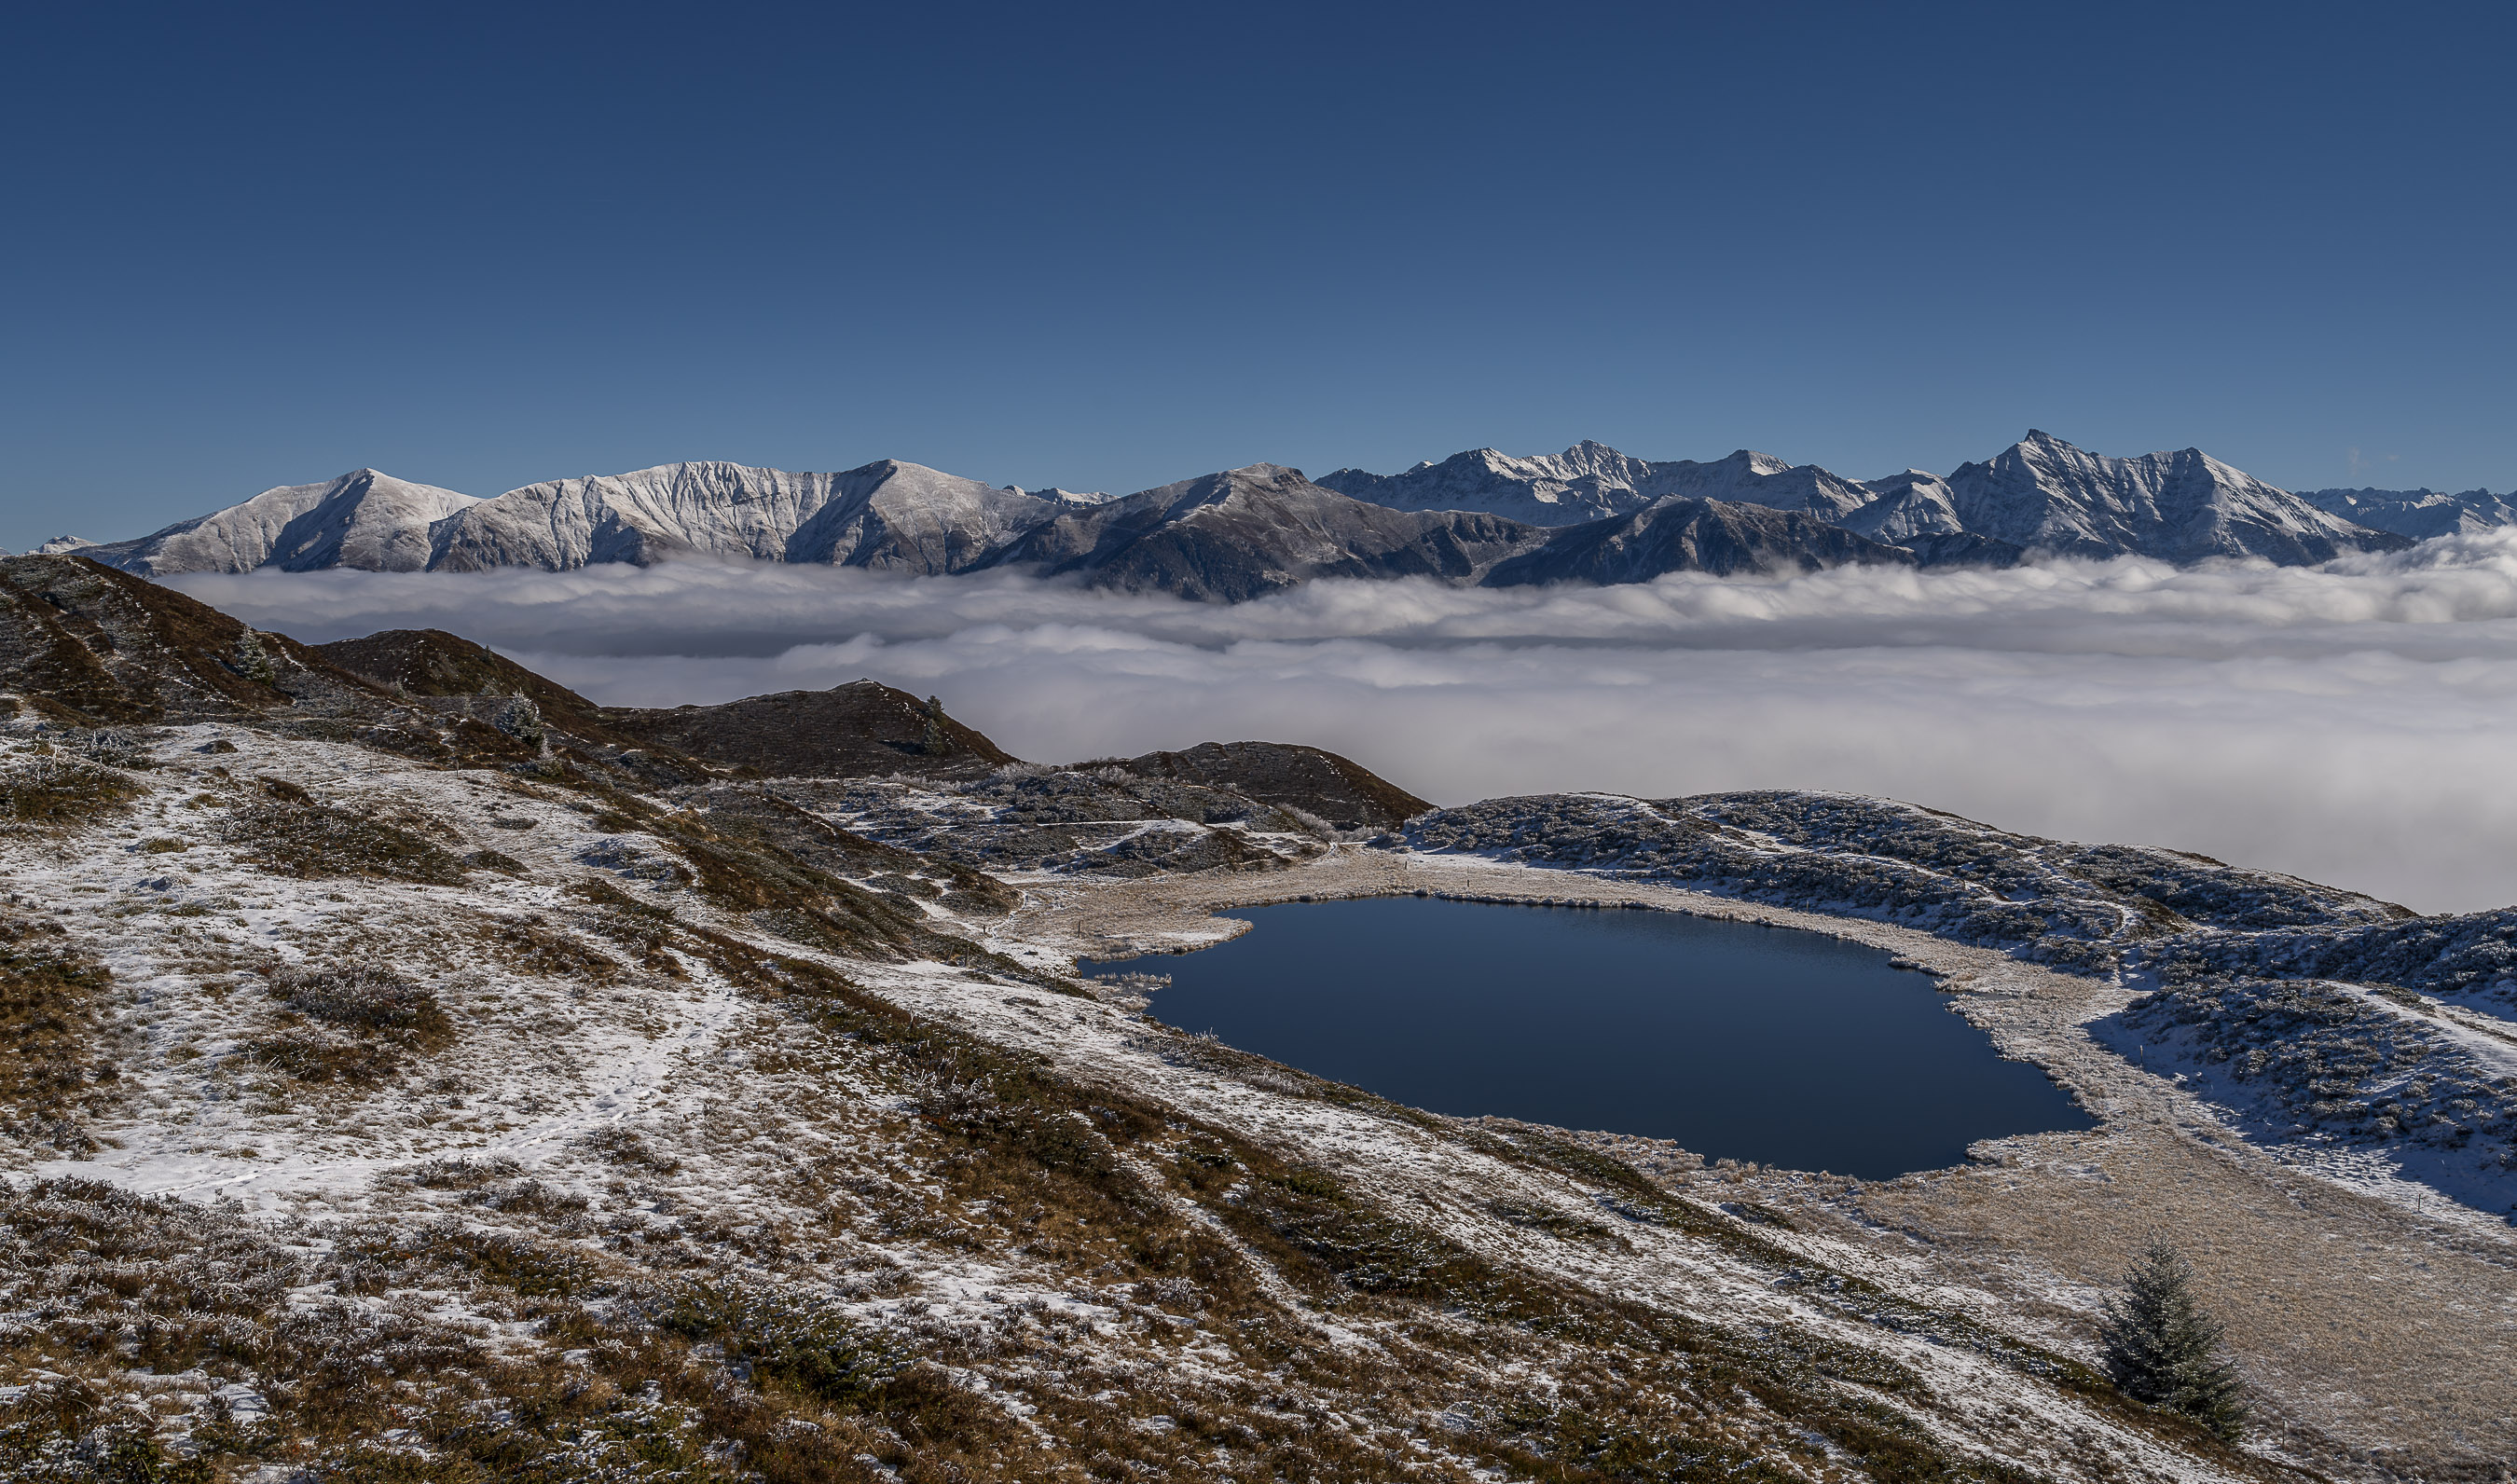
[431, 459, 1063, 574]
[1842, 468, 1966, 541]
[34, 535, 98, 554]
[79, 469, 481, 577]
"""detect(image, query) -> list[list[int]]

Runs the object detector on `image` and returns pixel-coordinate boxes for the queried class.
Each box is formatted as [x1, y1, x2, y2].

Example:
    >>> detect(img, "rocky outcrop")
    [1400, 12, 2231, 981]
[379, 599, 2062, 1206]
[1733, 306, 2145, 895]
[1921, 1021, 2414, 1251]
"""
[982, 464, 1545, 601]
[1105, 740, 1431, 831]
[598, 680, 1018, 780]
[1482, 497, 1912, 585]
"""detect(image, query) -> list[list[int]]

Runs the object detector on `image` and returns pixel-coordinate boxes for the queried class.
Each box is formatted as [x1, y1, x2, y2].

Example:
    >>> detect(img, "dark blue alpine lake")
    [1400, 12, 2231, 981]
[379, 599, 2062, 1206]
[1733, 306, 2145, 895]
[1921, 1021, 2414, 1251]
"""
[1094, 895, 2091, 1178]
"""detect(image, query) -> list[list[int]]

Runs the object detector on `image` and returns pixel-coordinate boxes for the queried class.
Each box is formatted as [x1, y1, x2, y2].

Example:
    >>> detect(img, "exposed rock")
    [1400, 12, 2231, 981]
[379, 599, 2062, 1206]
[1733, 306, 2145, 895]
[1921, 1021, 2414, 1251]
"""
[1105, 740, 1431, 831]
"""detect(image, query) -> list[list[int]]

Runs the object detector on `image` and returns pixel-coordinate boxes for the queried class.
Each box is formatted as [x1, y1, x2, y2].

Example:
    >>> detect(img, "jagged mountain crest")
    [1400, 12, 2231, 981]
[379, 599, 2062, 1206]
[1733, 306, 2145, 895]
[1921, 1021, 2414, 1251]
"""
[1943, 430, 2401, 565]
[1316, 442, 1841, 525]
[2300, 485, 2517, 540]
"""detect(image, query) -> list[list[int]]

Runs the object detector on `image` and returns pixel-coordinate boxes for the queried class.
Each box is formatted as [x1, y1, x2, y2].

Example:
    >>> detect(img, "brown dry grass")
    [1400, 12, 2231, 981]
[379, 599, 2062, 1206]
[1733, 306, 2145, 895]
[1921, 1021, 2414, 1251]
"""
[1806, 1126, 2517, 1483]
[0, 753, 141, 831]
[217, 780, 468, 883]
[0, 913, 121, 1156]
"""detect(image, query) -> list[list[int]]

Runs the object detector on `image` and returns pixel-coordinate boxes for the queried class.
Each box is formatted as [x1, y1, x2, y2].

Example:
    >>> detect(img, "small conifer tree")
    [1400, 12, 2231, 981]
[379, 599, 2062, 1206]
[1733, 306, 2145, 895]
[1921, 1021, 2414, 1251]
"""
[235, 629, 275, 685]
[2098, 1239, 2249, 1442]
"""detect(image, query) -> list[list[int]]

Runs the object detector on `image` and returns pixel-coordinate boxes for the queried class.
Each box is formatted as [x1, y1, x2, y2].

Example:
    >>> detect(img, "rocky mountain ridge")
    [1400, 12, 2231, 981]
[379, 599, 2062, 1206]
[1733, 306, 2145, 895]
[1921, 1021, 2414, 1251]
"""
[42, 433, 2473, 600]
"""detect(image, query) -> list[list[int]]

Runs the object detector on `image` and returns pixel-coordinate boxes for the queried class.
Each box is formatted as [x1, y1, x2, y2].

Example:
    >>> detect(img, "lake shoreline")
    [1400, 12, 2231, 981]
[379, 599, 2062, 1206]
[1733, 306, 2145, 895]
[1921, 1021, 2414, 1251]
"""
[977, 845, 2517, 1477]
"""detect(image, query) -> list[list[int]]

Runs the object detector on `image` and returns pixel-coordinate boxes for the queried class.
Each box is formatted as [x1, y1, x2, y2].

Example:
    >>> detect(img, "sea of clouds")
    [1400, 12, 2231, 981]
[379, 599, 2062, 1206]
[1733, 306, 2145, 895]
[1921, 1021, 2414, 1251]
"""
[170, 530, 2517, 914]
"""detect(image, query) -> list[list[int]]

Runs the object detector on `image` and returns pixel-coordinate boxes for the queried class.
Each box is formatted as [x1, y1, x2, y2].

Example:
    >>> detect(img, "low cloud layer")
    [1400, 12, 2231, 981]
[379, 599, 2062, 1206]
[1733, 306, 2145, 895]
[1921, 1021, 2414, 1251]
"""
[171, 531, 2517, 914]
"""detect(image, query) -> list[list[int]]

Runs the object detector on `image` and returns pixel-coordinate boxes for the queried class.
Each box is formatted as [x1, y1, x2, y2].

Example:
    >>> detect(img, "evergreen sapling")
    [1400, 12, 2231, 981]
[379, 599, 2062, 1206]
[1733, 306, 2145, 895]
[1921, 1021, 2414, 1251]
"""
[2098, 1239, 2249, 1442]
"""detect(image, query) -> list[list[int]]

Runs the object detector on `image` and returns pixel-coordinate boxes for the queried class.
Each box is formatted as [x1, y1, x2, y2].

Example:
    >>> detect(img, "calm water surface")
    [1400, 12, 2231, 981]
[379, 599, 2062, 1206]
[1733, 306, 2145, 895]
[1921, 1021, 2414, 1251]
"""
[1096, 896, 2090, 1178]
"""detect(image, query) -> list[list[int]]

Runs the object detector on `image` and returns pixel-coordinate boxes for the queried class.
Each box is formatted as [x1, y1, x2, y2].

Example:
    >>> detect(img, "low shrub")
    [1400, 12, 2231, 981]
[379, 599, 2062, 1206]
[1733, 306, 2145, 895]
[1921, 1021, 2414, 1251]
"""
[0, 754, 139, 828]
[399, 1154, 522, 1189]
[243, 1026, 403, 1084]
[0, 914, 115, 1137]
[661, 1283, 904, 1408]
[268, 964, 446, 1034]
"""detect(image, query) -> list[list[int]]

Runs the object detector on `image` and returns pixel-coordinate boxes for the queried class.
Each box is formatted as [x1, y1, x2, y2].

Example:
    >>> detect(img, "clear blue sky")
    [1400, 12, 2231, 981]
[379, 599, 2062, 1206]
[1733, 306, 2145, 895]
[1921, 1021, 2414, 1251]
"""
[5, 0, 2510, 548]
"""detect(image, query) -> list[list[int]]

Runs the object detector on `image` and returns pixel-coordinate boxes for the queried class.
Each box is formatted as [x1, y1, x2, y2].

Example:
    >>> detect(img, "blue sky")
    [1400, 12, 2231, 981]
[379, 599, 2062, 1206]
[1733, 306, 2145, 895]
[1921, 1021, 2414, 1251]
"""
[5, 0, 2511, 548]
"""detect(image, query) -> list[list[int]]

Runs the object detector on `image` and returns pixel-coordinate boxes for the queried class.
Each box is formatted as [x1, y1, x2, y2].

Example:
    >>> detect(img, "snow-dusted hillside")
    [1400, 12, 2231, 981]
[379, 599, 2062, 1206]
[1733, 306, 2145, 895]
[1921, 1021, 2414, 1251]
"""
[80, 469, 480, 576]
[1405, 790, 2517, 1215]
[6, 553, 2517, 1478]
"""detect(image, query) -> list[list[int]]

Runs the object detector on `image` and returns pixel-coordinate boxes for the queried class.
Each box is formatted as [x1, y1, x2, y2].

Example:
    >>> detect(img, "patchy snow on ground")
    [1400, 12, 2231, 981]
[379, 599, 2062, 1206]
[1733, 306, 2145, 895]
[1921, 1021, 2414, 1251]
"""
[4, 718, 2511, 1481]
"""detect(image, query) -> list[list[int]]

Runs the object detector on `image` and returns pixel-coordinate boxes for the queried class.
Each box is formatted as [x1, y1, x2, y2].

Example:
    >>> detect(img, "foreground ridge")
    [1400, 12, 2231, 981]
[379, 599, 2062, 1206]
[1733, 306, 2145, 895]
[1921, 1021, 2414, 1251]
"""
[0, 555, 2509, 1480]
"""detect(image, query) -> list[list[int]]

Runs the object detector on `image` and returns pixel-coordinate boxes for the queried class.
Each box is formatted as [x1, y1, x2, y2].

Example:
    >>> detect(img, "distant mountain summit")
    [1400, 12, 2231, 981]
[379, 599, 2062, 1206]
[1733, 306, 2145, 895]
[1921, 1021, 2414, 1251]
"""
[1940, 431, 2390, 565]
[59, 431, 2470, 601]
[1325, 432, 2409, 565]
[981, 463, 1543, 601]
[83, 469, 479, 576]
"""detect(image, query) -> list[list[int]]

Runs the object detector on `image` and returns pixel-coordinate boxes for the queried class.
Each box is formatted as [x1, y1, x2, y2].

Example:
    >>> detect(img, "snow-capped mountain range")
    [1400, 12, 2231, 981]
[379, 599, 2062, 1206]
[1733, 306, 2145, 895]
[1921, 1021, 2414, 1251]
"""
[34, 432, 2480, 599]
[2298, 484, 2517, 540]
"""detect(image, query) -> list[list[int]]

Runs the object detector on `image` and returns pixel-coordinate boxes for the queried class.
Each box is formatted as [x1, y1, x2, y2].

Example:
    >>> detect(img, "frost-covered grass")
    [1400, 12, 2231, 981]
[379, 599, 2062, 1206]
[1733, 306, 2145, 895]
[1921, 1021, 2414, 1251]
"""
[781, 769, 1332, 878]
[0, 720, 2463, 1482]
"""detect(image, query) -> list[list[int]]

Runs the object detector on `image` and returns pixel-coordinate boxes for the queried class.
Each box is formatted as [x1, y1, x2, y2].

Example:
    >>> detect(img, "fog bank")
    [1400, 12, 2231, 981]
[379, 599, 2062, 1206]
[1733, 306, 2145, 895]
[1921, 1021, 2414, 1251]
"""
[171, 531, 2517, 914]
